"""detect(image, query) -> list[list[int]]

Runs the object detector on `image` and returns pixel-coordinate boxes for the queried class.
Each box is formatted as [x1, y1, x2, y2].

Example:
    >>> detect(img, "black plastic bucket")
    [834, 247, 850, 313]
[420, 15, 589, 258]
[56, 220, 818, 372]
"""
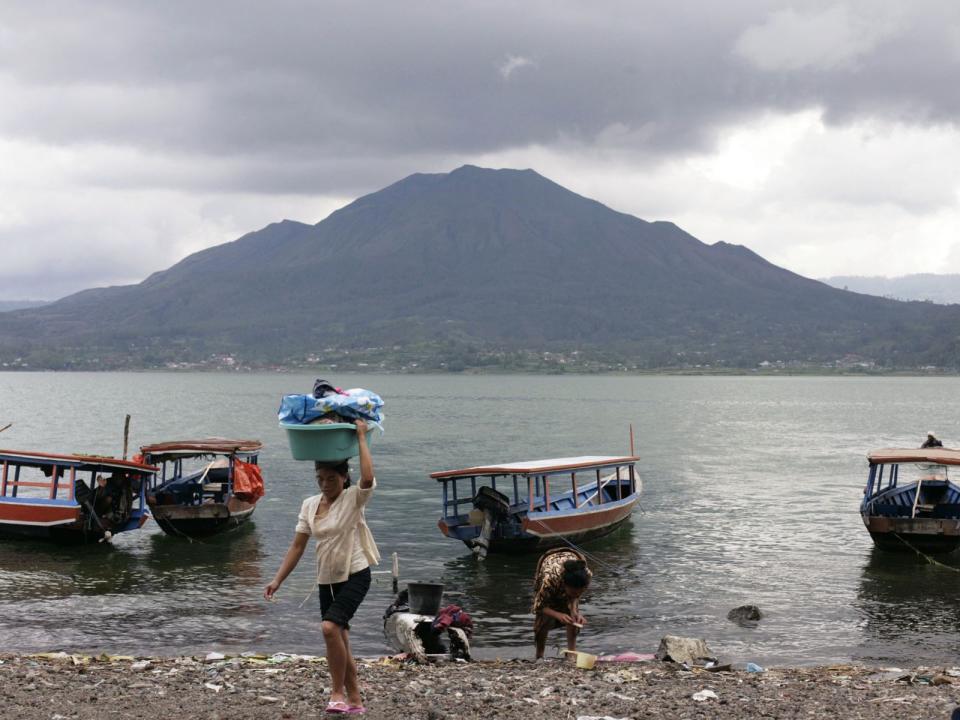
[407, 581, 444, 615]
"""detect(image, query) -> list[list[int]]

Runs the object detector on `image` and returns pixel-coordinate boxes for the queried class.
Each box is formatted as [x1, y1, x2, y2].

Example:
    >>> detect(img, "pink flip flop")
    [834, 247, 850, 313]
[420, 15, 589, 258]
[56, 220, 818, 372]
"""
[345, 705, 366, 715]
[326, 700, 350, 714]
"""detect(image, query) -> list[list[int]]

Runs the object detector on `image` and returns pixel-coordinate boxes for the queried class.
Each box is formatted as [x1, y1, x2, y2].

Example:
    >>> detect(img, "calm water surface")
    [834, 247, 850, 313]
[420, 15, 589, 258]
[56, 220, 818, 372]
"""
[0, 372, 958, 666]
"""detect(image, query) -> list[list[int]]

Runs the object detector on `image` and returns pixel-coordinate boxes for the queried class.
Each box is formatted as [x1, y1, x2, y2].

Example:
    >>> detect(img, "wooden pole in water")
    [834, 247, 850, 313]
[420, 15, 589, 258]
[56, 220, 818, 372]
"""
[0, 423, 11, 434]
[629, 423, 635, 456]
[122, 414, 131, 460]
[391, 552, 399, 594]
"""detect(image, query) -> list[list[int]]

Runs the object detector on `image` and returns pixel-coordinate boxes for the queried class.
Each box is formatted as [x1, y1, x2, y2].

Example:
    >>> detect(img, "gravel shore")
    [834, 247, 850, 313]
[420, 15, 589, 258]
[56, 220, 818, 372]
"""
[3, 652, 959, 720]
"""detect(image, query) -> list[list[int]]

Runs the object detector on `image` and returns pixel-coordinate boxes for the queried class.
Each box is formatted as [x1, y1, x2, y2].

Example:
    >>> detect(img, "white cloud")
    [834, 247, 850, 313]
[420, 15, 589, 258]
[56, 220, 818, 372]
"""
[0, 138, 348, 300]
[734, 4, 901, 72]
[498, 54, 535, 79]
[466, 110, 960, 279]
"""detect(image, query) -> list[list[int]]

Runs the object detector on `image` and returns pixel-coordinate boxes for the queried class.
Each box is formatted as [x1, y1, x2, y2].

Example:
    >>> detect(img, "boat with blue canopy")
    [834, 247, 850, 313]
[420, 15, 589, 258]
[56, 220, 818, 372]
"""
[0, 449, 157, 543]
[140, 438, 264, 539]
[861, 447, 960, 553]
[431, 455, 641, 558]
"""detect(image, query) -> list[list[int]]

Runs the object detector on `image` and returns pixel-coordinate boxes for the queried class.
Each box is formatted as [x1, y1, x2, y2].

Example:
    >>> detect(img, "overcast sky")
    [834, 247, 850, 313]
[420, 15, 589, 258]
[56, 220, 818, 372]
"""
[1, 0, 959, 300]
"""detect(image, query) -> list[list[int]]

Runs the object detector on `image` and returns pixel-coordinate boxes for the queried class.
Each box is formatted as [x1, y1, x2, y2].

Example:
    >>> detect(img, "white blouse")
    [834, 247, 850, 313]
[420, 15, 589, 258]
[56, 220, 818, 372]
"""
[295, 479, 380, 584]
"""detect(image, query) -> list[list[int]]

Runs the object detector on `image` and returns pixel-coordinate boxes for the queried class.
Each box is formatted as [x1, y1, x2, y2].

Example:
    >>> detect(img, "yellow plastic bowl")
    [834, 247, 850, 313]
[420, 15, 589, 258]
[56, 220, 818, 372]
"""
[563, 650, 597, 669]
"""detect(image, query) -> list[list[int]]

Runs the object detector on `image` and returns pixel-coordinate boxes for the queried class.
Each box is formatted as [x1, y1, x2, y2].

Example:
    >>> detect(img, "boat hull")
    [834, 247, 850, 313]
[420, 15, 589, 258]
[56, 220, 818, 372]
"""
[151, 498, 255, 539]
[440, 494, 638, 555]
[862, 514, 960, 554]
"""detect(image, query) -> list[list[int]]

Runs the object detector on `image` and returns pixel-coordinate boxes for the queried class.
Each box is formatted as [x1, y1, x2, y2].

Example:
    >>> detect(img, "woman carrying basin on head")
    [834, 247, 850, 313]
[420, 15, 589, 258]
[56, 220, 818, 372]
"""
[265, 418, 380, 715]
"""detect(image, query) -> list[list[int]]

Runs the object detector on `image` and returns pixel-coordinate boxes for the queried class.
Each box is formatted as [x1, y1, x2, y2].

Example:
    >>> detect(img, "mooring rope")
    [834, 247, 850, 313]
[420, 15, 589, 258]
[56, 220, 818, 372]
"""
[893, 532, 960, 573]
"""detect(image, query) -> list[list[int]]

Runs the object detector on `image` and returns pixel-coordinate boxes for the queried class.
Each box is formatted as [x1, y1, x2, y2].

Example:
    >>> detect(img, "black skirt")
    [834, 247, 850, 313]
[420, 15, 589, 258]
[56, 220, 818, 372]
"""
[318, 567, 371, 629]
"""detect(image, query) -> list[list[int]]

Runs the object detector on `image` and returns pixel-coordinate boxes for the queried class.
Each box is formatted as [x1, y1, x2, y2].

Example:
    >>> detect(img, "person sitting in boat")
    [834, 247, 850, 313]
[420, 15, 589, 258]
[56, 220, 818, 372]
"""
[93, 474, 132, 529]
[264, 419, 379, 715]
[532, 547, 592, 660]
[922, 432, 944, 448]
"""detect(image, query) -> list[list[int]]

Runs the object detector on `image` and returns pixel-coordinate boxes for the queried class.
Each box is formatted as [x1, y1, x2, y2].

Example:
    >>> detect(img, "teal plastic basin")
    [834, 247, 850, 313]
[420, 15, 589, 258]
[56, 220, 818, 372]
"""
[280, 422, 373, 462]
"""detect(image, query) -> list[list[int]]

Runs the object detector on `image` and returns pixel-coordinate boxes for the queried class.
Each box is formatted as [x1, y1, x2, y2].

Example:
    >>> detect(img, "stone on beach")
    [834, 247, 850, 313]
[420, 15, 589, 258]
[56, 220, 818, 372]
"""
[654, 635, 715, 664]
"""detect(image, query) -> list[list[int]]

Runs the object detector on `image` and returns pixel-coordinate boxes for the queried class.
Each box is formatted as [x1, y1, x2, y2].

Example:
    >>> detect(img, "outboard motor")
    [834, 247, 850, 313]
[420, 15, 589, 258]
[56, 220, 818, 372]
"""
[471, 486, 510, 560]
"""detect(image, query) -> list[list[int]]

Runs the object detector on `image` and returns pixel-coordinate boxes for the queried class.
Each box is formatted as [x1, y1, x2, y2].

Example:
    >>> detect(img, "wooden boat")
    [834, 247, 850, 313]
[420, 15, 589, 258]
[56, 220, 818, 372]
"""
[861, 448, 960, 554]
[0, 449, 157, 542]
[432, 455, 640, 558]
[140, 439, 264, 539]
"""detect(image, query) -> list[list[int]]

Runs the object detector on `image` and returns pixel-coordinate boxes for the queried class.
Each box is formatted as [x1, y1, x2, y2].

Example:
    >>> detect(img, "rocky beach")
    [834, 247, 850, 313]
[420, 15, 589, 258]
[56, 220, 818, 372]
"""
[4, 652, 960, 720]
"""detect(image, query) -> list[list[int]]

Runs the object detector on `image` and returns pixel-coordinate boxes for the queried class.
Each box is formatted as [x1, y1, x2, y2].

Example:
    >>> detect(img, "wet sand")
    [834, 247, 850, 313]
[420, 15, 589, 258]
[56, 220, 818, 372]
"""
[3, 652, 960, 719]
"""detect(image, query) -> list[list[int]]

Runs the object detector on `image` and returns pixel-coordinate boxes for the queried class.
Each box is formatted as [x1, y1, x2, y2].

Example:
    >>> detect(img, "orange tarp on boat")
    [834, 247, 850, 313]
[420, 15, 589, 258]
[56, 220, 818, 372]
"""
[233, 459, 265, 502]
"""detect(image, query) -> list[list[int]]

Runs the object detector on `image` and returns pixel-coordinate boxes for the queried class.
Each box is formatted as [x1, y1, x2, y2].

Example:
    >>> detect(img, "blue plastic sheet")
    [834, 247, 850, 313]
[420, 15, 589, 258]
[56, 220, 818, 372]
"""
[278, 388, 384, 430]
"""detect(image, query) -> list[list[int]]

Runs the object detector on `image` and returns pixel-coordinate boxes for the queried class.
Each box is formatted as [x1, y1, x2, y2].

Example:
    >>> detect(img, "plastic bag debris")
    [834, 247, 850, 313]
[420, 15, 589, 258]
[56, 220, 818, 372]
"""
[692, 689, 719, 701]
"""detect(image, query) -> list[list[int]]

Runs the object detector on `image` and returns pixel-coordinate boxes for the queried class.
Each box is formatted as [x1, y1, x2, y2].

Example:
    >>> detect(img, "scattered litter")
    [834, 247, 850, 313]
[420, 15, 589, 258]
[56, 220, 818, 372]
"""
[204, 683, 223, 693]
[868, 696, 913, 704]
[601, 670, 640, 683]
[258, 695, 280, 703]
[523, 697, 540, 705]
[596, 652, 655, 663]
[205, 652, 226, 661]
[130, 661, 151, 672]
[539, 686, 554, 697]
[692, 689, 718, 702]
[607, 692, 637, 701]
[867, 670, 907, 682]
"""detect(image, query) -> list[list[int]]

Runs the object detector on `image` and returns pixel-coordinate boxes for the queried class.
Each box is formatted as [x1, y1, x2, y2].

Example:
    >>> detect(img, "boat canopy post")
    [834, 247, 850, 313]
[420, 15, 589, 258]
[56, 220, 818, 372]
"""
[442, 480, 448, 516]
[527, 476, 534, 512]
[911, 473, 923, 519]
[49, 465, 59, 499]
[0, 461, 7, 496]
[572, 472, 578, 508]
[512, 474, 519, 506]
[866, 464, 877, 497]
[596, 468, 603, 505]
[12, 465, 20, 497]
[544, 475, 550, 509]
[68, 467, 76, 501]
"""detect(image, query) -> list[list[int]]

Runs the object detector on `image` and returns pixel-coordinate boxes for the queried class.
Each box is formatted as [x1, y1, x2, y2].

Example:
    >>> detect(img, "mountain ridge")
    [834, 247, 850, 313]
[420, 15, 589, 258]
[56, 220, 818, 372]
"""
[2, 165, 959, 370]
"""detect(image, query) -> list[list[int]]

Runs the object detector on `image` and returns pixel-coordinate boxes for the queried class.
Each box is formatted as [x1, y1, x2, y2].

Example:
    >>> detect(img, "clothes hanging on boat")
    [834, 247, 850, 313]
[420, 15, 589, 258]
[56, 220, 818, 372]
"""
[233, 459, 265, 502]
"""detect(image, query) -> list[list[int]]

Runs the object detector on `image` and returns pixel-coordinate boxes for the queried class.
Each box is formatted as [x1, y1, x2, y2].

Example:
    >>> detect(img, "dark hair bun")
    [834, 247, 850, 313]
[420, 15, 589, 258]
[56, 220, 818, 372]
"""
[562, 558, 591, 588]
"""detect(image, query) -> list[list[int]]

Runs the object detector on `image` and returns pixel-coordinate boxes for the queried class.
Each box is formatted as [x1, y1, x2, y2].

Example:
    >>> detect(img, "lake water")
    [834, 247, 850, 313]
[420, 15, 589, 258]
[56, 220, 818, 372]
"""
[0, 372, 958, 666]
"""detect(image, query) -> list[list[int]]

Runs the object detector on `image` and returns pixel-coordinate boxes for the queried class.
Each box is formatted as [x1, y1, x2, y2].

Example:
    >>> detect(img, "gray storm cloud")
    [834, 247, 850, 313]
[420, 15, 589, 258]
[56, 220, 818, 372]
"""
[0, 0, 957, 195]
